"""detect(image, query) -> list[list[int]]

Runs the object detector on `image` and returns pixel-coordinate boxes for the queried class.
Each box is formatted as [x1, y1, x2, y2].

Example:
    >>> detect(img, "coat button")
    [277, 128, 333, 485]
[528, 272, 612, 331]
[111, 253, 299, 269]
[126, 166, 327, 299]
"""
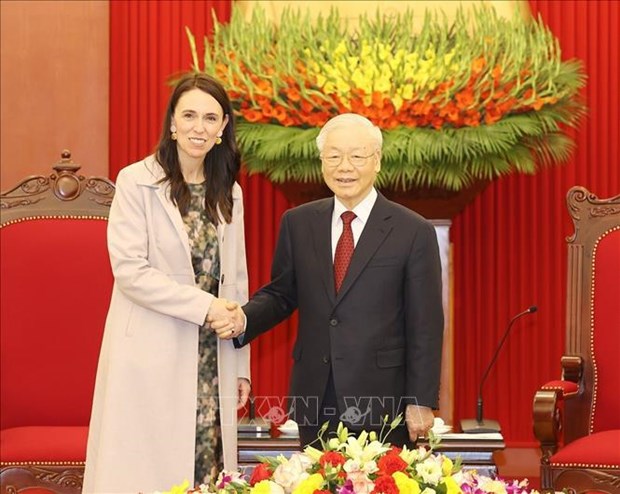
[329, 318, 338, 326]
[322, 355, 330, 364]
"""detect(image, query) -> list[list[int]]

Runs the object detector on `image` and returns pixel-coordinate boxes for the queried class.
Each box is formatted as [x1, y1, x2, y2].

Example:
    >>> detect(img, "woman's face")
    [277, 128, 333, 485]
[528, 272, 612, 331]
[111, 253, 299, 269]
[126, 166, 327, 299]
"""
[170, 88, 229, 164]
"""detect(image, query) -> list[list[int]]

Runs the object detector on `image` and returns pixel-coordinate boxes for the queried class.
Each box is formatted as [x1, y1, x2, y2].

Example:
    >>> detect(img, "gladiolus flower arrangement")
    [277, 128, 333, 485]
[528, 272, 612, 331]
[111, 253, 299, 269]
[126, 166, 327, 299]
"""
[186, 4, 585, 190]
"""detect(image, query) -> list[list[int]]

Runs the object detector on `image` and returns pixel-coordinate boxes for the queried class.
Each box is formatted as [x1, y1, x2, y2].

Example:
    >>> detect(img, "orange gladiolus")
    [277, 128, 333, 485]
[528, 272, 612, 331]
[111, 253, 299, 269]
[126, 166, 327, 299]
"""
[431, 116, 444, 130]
[242, 109, 265, 123]
[471, 57, 486, 74]
[412, 99, 433, 117]
[492, 65, 502, 81]
[383, 120, 400, 130]
[492, 88, 507, 100]
[371, 92, 385, 109]
[463, 110, 481, 127]
[439, 102, 459, 122]
[455, 89, 475, 109]
[300, 99, 315, 114]
[271, 106, 288, 123]
[498, 97, 518, 113]
[284, 86, 301, 102]
[484, 103, 502, 125]
[382, 99, 396, 117]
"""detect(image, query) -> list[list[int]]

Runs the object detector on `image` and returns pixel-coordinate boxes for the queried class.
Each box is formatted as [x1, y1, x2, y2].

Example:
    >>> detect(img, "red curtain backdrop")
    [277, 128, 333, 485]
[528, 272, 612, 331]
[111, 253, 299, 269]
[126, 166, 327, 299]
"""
[109, 0, 619, 444]
[453, 0, 619, 445]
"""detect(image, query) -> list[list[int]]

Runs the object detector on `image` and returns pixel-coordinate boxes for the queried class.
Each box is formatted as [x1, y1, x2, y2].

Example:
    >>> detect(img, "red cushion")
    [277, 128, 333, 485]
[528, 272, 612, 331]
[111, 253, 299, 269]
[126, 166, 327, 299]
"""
[550, 430, 620, 467]
[0, 218, 113, 430]
[542, 380, 579, 396]
[591, 229, 620, 432]
[0, 425, 87, 463]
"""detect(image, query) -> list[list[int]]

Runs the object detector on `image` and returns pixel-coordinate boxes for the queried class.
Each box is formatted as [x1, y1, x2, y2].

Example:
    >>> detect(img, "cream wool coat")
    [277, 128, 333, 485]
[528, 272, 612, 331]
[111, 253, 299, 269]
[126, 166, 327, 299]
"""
[83, 156, 250, 494]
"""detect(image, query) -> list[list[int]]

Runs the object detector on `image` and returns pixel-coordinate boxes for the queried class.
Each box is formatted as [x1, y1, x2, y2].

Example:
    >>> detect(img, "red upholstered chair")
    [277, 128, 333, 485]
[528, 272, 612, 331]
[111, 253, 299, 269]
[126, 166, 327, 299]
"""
[0, 151, 115, 494]
[533, 186, 620, 493]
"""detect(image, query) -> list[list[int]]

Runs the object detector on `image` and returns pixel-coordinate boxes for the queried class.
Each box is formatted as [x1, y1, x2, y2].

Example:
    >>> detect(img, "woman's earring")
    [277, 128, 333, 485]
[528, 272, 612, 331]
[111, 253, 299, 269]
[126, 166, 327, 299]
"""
[215, 136, 222, 145]
[171, 130, 178, 141]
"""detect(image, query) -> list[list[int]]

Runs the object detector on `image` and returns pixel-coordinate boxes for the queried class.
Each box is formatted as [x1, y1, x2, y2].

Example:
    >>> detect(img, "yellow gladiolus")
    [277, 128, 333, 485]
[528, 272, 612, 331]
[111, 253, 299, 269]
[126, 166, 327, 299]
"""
[374, 75, 392, 94]
[392, 94, 404, 111]
[335, 79, 351, 94]
[401, 84, 414, 100]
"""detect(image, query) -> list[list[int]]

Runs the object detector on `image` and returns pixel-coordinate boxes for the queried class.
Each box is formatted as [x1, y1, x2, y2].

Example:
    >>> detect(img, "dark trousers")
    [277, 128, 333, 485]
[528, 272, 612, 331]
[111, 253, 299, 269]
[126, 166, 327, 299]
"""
[297, 371, 413, 449]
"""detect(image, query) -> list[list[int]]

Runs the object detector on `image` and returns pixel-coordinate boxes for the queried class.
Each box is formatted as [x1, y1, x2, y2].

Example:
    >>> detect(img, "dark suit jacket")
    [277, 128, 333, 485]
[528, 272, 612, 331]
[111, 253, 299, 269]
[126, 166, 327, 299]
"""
[240, 193, 443, 429]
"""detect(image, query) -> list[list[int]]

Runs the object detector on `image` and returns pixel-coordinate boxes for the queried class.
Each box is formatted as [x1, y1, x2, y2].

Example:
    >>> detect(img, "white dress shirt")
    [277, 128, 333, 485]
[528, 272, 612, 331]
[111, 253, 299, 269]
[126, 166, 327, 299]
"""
[331, 188, 378, 260]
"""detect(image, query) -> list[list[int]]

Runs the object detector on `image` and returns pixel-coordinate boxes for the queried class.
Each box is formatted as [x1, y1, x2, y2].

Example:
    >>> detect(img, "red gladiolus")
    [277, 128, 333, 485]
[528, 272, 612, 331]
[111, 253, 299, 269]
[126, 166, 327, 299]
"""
[249, 463, 273, 486]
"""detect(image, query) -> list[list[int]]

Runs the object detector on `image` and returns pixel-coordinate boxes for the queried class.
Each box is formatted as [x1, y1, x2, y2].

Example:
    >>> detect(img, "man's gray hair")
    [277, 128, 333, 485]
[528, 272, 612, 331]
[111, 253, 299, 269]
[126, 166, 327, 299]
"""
[316, 113, 383, 152]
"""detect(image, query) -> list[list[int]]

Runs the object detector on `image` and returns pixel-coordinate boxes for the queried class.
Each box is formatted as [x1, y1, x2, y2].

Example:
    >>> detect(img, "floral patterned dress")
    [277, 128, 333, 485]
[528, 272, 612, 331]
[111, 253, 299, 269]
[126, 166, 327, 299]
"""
[182, 183, 223, 485]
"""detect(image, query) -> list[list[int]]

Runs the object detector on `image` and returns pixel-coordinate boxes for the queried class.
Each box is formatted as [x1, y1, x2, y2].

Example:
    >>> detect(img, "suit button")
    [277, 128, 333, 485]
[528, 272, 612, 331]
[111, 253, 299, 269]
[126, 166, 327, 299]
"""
[322, 355, 330, 364]
[329, 318, 338, 326]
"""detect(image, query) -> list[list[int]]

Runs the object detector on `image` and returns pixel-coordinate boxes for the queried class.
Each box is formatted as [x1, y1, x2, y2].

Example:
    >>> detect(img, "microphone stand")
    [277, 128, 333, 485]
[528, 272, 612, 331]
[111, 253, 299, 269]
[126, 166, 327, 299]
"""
[460, 306, 537, 434]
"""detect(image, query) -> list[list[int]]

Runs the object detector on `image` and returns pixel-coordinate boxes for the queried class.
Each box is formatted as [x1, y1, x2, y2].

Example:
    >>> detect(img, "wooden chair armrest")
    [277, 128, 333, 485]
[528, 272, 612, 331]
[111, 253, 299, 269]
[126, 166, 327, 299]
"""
[560, 355, 583, 384]
[533, 356, 583, 464]
[533, 388, 563, 462]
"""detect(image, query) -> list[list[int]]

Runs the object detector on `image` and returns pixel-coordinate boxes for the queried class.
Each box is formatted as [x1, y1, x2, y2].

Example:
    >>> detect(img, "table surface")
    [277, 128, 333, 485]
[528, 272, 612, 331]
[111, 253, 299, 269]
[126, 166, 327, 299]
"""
[238, 429, 505, 478]
[239, 430, 505, 449]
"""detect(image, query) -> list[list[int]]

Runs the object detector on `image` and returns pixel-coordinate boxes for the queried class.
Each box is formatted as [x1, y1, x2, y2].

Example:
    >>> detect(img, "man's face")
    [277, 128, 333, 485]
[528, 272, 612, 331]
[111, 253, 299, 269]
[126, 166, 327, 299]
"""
[321, 126, 381, 209]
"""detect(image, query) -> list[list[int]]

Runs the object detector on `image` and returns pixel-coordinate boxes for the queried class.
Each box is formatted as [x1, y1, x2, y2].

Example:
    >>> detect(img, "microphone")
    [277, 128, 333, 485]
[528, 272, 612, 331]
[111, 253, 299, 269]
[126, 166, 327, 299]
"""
[460, 305, 538, 434]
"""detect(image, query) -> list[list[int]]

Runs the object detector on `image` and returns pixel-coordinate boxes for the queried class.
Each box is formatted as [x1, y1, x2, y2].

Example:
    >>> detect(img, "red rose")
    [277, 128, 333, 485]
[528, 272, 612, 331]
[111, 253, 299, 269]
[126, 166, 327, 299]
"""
[249, 463, 273, 486]
[371, 475, 399, 494]
[319, 451, 347, 468]
[377, 452, 407, 476]
[314, 490, 331, 494]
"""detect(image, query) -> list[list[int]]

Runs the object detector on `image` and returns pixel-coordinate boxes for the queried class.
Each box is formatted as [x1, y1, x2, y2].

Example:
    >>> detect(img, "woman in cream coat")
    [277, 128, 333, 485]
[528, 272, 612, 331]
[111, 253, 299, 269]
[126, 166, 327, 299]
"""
[84, 74, 250, 493]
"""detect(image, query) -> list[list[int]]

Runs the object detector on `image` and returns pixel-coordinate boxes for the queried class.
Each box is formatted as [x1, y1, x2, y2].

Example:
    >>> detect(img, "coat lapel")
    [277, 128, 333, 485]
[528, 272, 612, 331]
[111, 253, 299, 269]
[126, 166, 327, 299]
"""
[311, 198, 337, 305]
[335, 194, 393, 305]
[137, 158, 192, 265]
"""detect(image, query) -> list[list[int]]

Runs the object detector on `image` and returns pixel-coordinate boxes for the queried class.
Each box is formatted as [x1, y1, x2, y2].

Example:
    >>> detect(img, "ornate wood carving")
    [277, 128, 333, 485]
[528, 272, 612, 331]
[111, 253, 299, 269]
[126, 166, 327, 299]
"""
[0, 464, 83, 494]
[0, 150, 115, 225]
[566, 186, 620, 242]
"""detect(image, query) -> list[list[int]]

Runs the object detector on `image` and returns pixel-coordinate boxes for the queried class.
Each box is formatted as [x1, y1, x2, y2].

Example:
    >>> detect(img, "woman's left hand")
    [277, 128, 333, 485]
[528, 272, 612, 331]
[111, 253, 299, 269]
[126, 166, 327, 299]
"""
[237, 378, 251, 409]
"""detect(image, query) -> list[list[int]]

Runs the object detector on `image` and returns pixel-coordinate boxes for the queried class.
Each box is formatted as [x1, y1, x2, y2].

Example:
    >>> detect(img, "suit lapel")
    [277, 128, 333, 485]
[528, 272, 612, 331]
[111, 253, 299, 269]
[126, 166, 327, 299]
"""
[335, 194, 393, 305]
[311, 198, 337, 305]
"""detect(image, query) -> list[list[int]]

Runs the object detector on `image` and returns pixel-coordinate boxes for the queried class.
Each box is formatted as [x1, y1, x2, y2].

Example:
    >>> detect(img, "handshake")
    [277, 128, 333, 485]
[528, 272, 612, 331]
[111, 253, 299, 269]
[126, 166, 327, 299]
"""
[206, 298, 246, 340]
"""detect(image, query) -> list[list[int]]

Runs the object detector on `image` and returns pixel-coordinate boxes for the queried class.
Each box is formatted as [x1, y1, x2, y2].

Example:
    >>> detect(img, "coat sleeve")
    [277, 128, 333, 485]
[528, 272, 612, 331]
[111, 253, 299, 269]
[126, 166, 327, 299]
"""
[231, 183, 251, 380]
[404, 220, 444, 409]
[238, 210, 298, 346]
[107, 167, 213, 325]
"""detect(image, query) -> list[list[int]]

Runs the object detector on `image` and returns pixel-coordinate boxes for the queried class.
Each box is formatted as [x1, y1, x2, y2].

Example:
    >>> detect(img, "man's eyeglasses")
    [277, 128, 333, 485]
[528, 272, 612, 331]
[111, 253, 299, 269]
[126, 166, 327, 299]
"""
[320, 150, 378, 168]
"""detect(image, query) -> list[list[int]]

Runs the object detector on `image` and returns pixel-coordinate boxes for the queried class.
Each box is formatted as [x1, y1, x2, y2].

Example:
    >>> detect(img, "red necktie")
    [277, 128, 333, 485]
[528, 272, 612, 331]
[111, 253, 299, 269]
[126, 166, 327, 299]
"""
[334, 211, 356, 293]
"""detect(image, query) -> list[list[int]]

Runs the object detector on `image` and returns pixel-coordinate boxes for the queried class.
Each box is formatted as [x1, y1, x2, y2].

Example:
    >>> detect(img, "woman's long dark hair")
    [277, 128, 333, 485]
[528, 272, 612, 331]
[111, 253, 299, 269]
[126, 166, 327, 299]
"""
[155, 73, 240, 225]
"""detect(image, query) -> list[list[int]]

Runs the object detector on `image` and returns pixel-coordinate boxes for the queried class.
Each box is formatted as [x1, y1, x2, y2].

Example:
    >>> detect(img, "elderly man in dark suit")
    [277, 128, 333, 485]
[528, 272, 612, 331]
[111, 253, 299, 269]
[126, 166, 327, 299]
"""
[211, 113, 443, 447]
